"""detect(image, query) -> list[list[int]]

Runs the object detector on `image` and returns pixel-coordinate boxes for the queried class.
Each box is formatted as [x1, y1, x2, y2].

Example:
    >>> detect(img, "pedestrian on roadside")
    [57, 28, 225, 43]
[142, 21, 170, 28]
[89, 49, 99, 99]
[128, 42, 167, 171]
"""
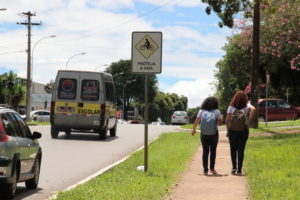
[192, 96, 223, 175]
[226, 91, 255, 175]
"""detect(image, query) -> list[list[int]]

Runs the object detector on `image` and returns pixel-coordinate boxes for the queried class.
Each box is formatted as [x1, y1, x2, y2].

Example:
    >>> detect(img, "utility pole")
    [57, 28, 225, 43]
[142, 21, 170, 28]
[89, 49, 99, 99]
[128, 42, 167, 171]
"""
[17, 12, 41, 121]
[250, 0, 260, 128]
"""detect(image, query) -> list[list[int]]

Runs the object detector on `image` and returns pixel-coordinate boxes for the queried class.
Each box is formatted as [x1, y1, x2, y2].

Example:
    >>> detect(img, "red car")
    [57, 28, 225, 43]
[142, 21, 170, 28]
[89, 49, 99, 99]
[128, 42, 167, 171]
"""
[258, 99, 300, 121]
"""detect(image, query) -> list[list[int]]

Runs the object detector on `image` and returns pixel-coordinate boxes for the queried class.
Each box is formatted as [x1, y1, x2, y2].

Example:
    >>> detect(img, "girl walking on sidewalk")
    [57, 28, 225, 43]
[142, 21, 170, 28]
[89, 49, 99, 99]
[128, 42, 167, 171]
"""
[192, 97, 223, 175]
[226, 91, 255, 175]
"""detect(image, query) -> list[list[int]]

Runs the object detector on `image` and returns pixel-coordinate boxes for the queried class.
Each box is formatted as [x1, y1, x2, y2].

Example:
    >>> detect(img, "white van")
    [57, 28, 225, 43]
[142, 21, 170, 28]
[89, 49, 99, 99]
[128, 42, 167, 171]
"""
[50, 70, 117, 140]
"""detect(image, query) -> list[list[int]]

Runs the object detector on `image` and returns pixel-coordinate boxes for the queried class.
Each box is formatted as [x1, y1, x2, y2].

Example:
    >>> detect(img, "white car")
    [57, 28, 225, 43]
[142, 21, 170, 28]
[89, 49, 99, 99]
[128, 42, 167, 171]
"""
[151, 121, 166, 125]
[117, 119, 128, 124]
[21, 110, 50, 122]
[171, 111, 189, 125]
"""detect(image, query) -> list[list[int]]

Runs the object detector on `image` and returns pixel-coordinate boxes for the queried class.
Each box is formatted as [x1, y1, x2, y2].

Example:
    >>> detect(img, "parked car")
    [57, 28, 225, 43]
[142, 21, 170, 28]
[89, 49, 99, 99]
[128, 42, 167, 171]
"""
[171, 111, 189, 125]
[0, 106, 42, 198]
[21, 110, 50, 122]
[117, 119, 128, 124]
[258, 98, 300, 121]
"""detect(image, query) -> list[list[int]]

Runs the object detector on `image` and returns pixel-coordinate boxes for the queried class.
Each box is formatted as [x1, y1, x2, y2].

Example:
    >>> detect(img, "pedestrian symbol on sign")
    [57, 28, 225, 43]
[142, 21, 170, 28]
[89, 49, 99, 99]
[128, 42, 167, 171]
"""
[135, 35, 158, 59]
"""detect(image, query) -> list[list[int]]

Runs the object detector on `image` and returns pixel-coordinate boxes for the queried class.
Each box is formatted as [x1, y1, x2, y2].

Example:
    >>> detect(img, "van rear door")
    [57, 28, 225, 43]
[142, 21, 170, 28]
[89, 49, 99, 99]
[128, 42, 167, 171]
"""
[77, 73, 102, 128]
[54, 71, 79, 127]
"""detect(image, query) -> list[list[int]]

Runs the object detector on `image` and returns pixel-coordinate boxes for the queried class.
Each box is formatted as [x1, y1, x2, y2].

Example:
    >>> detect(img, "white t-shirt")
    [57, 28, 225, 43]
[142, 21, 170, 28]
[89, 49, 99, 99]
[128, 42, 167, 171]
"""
[227, 102, 253, 115]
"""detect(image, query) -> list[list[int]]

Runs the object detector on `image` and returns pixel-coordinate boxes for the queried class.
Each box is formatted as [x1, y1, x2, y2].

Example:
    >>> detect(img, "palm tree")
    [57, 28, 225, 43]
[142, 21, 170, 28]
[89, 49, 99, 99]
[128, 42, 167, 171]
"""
[1, 71, 25, 110]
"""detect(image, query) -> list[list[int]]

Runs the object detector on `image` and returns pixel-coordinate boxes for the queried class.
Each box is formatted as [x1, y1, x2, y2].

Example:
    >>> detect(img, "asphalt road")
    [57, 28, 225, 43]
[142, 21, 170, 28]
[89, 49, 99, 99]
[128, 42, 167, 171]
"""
[13, 124, 180, 200]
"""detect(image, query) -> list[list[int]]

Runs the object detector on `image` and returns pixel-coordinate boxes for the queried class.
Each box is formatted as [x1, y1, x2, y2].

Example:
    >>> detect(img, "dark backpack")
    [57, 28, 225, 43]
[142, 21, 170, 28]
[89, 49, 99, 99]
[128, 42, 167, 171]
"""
[230, 108, 247, 131]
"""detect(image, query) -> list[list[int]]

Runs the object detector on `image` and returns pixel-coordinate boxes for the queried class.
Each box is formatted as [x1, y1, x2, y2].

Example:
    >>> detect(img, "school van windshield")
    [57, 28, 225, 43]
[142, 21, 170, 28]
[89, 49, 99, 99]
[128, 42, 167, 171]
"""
[58, 78, 77, 100]
[81, 79, 100, 101]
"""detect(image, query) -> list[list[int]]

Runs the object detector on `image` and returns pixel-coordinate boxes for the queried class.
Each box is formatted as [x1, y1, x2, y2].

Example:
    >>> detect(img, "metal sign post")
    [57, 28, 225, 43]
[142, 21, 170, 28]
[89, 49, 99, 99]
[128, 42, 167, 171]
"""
[132, 31, 162, 172]
[144, 74, 149, 171]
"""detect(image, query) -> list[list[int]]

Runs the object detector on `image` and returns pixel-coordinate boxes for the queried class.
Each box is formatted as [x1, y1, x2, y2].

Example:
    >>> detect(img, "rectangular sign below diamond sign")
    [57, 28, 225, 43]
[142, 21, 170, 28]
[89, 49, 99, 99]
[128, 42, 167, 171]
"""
[132, 32, 162, 74]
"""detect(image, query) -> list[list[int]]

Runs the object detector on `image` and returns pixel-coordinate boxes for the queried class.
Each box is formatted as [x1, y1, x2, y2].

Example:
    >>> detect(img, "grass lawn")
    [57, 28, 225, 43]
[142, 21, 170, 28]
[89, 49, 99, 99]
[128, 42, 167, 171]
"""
[55, 131, 199, 200]
[245, 133, 300, 200]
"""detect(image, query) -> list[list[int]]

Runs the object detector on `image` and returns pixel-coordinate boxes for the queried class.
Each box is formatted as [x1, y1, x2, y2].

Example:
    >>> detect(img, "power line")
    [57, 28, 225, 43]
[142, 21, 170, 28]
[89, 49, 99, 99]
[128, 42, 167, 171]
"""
[53, 0, 173, 43]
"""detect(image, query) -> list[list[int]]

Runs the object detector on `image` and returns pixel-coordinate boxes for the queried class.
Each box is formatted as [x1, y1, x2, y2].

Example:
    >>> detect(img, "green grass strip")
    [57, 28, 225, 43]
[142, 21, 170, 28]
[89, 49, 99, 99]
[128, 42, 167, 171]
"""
[26, 121, 50, 126]
[245, 133, 300, 200]
[55, 131, 199, 200]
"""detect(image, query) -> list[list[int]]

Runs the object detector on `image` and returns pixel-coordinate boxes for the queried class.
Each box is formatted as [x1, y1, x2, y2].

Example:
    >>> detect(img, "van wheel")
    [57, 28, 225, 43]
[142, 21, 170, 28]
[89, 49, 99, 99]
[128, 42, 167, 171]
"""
[51, 126, 59, 139]
[0, 164, 17, 199]
[110, 126, 117, 137]
[25, 157, 40, 190]
[99, 127, 107, 140]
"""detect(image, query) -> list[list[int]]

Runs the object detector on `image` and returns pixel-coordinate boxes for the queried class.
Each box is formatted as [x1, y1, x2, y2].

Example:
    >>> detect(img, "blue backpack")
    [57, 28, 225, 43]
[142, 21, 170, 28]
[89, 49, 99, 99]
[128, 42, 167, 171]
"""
[200, 111, 218, 135]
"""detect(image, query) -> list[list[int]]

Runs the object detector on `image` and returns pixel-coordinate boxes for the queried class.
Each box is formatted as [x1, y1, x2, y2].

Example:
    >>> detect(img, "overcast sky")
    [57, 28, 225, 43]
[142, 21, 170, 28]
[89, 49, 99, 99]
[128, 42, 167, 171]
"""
[0, 0, 232, 108]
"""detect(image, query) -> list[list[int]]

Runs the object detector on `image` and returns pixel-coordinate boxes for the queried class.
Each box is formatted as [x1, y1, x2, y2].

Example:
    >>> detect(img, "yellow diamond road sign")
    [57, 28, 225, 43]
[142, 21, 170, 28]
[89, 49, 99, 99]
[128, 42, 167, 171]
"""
[135, 35, 158, 59]
[132, 32, 162, 74]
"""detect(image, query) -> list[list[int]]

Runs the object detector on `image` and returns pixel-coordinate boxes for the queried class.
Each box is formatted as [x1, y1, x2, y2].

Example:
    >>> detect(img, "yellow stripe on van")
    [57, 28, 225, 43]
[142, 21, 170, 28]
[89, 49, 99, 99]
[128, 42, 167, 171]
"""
[78, 103, 100, 115]
[55, 101, 101, 115]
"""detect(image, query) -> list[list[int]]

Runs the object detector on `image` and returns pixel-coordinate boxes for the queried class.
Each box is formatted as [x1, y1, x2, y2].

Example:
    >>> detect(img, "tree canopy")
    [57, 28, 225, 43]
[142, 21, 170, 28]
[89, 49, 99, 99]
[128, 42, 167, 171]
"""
[105, 59, 158, 119]
[215, 0, 300, 109]
[149, 92, 188, 124]
[0, 71, 25, 110]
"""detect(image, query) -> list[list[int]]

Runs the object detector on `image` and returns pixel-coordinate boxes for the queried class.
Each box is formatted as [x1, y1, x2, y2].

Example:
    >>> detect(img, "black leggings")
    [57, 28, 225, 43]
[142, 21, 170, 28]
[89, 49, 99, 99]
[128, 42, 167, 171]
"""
[228, 129, 249, 171]
[201, 132, 219, 172]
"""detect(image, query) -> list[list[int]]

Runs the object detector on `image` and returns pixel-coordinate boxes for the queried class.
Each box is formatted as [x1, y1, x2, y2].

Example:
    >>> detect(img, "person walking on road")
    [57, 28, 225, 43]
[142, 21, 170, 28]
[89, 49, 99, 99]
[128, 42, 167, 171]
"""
[192, 97, 223, 175]
[226, 91, 255, 175]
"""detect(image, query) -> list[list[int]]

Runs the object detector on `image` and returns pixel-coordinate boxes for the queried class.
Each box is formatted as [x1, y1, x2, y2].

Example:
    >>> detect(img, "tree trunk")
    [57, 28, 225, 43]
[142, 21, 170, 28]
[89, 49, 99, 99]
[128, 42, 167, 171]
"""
[250, 0, 260, 128]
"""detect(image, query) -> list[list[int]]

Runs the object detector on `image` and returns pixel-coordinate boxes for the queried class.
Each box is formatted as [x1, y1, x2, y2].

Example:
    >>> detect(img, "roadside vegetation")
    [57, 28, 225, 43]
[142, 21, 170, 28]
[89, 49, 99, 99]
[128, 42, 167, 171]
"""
[55, 131, 198, 200]
[26, 121, 50, 126]
[245, 133, 300, 200]
[182, 119, 300, 132]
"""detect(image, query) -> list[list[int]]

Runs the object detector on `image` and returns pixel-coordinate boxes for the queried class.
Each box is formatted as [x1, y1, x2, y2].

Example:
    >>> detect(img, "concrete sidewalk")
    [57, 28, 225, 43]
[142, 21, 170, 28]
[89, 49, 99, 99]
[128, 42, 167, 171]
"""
[166, 131, 248, 200]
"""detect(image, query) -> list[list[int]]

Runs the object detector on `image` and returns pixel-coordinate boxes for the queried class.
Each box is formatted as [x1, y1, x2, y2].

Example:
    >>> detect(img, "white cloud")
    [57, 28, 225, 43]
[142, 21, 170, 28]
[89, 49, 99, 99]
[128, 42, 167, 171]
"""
[166, 78, 216, 108]
[0, 0, 230, 108]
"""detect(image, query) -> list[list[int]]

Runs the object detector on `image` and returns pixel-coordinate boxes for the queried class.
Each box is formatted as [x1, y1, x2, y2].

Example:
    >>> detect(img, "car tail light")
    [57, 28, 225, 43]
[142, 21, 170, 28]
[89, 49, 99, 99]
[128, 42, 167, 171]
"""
[50, 101, 55, 123]
[172, 115, 176, 119]
[184, 116, 189, 119]
[0, 119, 9, 142]
[100, 104, 106, 127]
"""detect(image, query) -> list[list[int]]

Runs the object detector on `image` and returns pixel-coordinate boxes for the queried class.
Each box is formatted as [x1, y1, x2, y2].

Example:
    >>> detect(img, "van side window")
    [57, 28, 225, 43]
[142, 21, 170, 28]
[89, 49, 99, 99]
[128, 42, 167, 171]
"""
[81, 80, 99, 101]
[58, 78, 77, 100]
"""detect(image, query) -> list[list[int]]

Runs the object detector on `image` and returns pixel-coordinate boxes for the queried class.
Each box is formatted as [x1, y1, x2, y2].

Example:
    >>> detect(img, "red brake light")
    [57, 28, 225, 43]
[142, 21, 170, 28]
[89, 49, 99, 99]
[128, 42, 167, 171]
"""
[50, 101, 55, 115]
[172, 115, 176, 118]
[184, 116, 189, 119]
[50, 101, 55, 123]
[0, 119, 9, 142]
[100, 104, 106, 128]
[0, 132, 9, 142]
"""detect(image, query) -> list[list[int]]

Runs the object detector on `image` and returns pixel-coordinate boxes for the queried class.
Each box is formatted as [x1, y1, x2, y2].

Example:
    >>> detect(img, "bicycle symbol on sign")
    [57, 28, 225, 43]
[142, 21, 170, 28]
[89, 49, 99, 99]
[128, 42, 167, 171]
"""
[140, 39, 154, 51]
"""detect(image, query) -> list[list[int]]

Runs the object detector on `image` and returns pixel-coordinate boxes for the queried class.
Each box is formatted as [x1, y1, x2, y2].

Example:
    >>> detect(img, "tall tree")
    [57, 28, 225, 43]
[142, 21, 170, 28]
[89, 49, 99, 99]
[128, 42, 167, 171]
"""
[148, 92, 188, 124]
[214, 34, 252, 113]
[0, 71, 25, 110]
[202, 0, 260, 127]
[234, 0, 300, 104]
[105, 59, 158, 120]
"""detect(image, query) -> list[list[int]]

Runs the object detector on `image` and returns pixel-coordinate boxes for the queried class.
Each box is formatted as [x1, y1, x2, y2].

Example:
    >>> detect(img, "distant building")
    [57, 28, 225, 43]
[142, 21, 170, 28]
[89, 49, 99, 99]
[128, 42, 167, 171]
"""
[17, 79, 51, 112]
